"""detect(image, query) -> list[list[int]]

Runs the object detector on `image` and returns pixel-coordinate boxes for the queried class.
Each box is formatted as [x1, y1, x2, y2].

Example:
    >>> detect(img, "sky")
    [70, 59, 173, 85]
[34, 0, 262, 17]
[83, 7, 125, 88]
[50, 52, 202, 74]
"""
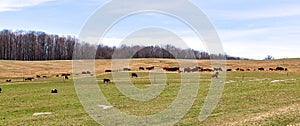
[0, 0, 299, 59]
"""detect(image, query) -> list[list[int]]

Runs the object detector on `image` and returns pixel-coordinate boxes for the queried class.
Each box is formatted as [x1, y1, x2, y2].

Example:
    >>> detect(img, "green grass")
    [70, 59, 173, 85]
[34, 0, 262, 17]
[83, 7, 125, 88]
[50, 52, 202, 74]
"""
[0, 71, 299, 125]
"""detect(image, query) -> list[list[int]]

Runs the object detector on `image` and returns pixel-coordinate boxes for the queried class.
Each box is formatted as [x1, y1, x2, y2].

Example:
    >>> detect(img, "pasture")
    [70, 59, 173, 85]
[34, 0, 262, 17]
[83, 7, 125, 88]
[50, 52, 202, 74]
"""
[0, 59, 299, 125]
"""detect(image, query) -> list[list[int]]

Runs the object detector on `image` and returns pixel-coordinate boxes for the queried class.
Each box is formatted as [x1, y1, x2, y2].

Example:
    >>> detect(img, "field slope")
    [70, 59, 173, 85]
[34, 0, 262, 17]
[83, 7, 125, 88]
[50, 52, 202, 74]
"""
[0, 59, 299, 125]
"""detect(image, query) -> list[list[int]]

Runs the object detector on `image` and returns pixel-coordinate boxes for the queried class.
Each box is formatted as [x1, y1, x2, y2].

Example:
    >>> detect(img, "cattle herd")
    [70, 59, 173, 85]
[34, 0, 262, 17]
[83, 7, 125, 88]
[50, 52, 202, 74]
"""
[101, 66, 289, 83]
[3, 73, 72, 83]
[227, 66, 288, 72]
[0, 65, 290, 96]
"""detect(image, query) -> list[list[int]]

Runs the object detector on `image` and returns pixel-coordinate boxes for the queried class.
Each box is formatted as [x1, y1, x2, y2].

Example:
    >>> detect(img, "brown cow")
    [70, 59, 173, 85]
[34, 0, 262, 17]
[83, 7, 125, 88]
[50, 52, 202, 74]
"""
[269, 68, 275, 71]
[211, 72, 219, 78]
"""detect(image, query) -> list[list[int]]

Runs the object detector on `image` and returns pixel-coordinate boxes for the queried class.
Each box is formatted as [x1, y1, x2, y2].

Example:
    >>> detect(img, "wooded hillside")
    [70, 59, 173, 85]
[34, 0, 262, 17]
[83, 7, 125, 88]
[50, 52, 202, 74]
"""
[0, 29, 246, 60]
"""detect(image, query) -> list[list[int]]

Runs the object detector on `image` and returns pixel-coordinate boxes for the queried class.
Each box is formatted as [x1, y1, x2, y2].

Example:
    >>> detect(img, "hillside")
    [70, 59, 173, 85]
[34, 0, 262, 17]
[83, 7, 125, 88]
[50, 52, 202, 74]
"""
[0, 58, 299, 81]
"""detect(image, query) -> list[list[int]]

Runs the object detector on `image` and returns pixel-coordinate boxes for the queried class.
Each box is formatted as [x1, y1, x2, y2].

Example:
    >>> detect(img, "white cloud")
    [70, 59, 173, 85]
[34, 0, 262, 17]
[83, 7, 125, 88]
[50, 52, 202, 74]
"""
[210, 4, 300, 20]
[0, 0, 56, 12]
[218, 26, 300, 59]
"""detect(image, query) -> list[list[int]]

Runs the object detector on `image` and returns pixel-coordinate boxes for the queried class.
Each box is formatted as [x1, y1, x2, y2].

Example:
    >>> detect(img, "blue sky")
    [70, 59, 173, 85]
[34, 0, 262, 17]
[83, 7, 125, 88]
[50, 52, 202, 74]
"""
[0, 0, 299, 59]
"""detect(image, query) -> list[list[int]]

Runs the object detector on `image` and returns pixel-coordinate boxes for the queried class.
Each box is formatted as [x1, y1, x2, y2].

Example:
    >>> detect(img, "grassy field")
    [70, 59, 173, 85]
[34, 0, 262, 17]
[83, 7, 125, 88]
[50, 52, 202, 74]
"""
[0, 59, 299, 125]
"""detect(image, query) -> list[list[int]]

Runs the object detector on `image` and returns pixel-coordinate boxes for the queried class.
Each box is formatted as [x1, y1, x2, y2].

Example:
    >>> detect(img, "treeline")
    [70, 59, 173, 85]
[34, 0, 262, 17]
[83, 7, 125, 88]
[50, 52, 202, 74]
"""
[0, 29, 247, 60]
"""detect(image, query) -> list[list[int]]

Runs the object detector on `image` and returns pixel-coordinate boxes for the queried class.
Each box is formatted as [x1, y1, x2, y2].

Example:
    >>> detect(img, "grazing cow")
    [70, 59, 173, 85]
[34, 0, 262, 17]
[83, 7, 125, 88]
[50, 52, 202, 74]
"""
[258, 68, 265, 71]
[198, 68, 204, 72]
[190, 67, 199, 72]
[240, 68, 245, 71]
[146, 66, 154, 70]
[6, 79, 11, 82]
[64, 75, 69, 79]
[165, 67, 180, 71]
[269, 68, 275, 71]
[184, 67, 199, 72]
[214, 67, 223, 71]
[56, 75, 59, 77]
[103, 78, 110, 83]
[86, 71, 91, 74]
[246, 68, 251, 71]
[204, 68, 213, 72]
[105, 70, 112, 73]
[139, 67, 145, 70]
[0, 88, 2, 93]
[42, 76, 47, 79]
[211, 72, 219, 78]
[51, 89, 58, 93]
[131, 73, 138, 78]
[25, 77, 34, 81]
[184, 67, 191, 72]
[36, 75, 41, 78]
[276, 67, 285, 71]
[82, 71, 87, 74]
[226, 69, 232, 71]
[123, 68, 131, 71]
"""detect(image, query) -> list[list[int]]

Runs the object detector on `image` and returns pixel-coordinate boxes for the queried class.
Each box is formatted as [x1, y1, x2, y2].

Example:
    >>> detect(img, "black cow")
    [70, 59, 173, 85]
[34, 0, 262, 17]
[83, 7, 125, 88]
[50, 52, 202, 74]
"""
[131, 73, 138, 78]
[146, 66, 154, 70]
[139, 67, 145, 70]
[36, 75, 41, 78]
[82, 71, 87, 74]
[64, 75, 69, 79]
[6, 79, 11, 82]
[51, 89, 58, 93]
[165, 67, 180, 71]
[276, 67, 285, 71]
[258, 68, 265, 71]
[226, 69, 232, 71]
[105, 70, 112, 73]
[103, 78, 110, 83]
[25, 77, 34, 81]
[86, 71, 91, 74]
[285, 68, 288, 71]
[42, 76, 47, 79]
[0, 88, 2, 93]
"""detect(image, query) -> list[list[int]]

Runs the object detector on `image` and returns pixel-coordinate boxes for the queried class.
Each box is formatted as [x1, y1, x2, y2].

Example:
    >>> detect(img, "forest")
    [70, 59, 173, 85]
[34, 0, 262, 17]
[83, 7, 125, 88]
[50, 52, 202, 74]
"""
[0, 29, 247, 60]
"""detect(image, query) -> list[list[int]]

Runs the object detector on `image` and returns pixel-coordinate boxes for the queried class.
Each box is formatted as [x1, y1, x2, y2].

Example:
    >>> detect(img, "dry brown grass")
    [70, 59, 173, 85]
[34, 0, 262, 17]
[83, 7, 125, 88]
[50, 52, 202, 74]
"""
[0, 58, 299, 81]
